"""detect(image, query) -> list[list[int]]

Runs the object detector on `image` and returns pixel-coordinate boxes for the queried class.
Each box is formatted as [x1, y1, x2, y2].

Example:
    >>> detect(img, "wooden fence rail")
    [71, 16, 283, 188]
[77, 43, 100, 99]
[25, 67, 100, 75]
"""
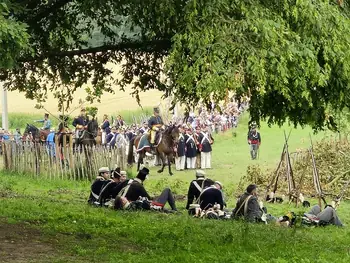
[1, 135, 128, 180]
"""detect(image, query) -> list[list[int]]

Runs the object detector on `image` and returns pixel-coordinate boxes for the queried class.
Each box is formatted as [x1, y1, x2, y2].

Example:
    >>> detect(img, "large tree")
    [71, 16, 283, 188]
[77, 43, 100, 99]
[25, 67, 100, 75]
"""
[1, 0, 349, 130]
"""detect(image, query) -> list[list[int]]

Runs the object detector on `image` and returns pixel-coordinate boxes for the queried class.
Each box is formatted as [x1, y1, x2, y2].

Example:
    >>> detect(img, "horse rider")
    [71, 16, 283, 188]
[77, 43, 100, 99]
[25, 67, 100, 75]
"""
[35, 113, 52, 131]
[247, 123, 261, 160]
[72, 107, 88, 143]
[148, 107, 164, 148]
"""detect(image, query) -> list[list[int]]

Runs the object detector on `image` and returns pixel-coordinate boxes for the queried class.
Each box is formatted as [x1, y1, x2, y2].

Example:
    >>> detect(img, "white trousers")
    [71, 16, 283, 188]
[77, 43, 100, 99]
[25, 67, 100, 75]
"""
[102, 132, 107, 145]
[175, 155, 186, 170]
[201, 152, 211, 169]
[186, 157, 196, 169]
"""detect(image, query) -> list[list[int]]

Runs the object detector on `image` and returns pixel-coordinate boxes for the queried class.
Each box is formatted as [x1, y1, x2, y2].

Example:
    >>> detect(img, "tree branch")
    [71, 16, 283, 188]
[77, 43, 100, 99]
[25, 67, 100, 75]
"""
[20, 39, 172, 62]
[26, 0, 73, 23]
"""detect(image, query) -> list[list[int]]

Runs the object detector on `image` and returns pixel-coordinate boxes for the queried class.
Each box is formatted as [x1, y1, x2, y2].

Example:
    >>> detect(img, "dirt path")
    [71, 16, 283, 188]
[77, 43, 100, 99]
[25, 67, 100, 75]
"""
[0, 219, 60, 263]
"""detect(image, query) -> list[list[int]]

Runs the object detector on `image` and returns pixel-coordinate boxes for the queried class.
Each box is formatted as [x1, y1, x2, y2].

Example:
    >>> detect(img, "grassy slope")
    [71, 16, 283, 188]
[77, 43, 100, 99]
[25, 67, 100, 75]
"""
[0, 117, 349, 263]
[0, 173, 349, 263]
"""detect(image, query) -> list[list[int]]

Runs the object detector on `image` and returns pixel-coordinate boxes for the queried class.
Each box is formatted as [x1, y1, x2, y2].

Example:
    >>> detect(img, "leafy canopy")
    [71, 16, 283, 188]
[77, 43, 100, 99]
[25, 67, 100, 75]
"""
[0, 0, 349, 130]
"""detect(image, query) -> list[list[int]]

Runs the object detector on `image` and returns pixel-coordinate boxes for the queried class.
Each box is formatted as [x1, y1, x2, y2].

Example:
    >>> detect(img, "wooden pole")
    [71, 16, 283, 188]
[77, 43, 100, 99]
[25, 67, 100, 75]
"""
[265, 130, 292, 199]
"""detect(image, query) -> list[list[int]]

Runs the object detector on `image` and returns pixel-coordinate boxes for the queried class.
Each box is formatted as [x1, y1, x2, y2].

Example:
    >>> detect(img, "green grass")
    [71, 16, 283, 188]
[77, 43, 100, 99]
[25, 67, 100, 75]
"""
[0, 116, 348, 263]
[111, 106, 153, 124]
[0, 108, 153, 131]
[143, 114, 332, 197]
[0, 172, 349, 263]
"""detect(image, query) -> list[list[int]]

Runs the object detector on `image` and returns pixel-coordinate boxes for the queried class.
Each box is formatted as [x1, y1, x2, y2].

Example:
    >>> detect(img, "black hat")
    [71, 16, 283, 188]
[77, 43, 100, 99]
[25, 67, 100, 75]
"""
[112, 167, 121, 179]
[136, 167, 150, 181]
[246, 184, 257, 194]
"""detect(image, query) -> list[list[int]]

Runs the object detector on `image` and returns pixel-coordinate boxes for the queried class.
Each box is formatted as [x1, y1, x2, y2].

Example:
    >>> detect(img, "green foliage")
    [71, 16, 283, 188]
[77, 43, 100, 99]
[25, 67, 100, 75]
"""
[166, 0, 350, 131]
[85, 106, 98, 118]
[0, 1, 31, 69]
[1, 1, 350, 130]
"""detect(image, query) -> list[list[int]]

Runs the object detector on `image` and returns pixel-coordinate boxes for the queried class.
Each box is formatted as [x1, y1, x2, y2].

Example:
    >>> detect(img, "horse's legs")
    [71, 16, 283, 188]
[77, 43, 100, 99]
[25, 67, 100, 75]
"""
[137, 152, 143, 171]
[157, 152, 166, 173]
[167, 155, 173, 176]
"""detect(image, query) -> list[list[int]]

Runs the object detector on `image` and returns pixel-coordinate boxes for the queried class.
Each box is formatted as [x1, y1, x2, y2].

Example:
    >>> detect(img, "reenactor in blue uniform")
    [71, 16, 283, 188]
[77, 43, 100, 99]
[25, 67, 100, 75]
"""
[106, 127, 118, 148]
[100, 114, 111, 145]
[148, 107, 164, 146]
[88, 167, 111, 204]
[72, 108, 88, 142]
[35, 113, 52, 131]
[186, 170, 214, 210]
[185, 128, 198, 169]
[139, 122, 149, 134]
[198, 125, 214, 169]
[175, 126, 186, 171]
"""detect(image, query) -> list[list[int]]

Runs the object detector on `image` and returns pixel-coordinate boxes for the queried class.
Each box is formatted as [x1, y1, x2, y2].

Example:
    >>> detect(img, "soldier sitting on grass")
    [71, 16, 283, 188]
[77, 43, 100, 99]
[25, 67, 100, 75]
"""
[97, 168, 127, 206]
[186, 170, 214, 211]
[88, 167, 111, 204]
[114, 167, 177, 212]
[232, 184, 269, 223]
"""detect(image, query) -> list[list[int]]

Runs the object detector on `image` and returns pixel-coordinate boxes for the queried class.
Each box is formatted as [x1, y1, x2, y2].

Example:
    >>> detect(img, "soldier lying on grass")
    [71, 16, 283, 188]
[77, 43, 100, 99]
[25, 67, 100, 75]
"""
[232, 184, 343, 227]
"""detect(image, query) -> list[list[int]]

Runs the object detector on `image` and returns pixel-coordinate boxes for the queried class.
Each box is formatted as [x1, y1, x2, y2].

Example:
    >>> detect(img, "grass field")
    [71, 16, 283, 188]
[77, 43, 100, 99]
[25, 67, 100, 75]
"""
[1, 116, 349, 263]
[0, 107, 154, 131]
[1, 86, 163, 117]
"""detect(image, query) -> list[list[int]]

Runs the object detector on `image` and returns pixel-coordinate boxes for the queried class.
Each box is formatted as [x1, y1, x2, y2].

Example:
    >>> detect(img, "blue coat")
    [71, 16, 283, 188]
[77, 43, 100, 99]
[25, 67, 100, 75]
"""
[176, 133, 186, 157]
[72, 116, 87, 127]
[101, 120, 110, 134]
[198, 132, 213, 153]
[107, 132, 118, 147]
[46, 132, 55, 144]
[185, 134, 197, 158]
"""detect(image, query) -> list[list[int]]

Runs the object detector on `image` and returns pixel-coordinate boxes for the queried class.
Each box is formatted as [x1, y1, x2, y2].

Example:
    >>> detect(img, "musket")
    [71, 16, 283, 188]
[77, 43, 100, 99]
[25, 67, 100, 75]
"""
[334, 179, 350, 209]
[284, 130, 295, 201]
[265, 129, 292, 199]
[309, 134, 327, 208]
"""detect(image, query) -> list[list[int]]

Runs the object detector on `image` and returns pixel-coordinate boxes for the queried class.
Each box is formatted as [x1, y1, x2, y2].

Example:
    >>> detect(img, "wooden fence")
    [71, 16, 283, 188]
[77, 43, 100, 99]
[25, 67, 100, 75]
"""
[1, 134, 128, 180]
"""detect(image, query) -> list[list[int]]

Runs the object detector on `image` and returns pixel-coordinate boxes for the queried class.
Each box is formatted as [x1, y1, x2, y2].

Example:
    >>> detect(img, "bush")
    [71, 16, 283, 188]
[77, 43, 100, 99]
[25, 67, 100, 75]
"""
[238, 139, 350, 199]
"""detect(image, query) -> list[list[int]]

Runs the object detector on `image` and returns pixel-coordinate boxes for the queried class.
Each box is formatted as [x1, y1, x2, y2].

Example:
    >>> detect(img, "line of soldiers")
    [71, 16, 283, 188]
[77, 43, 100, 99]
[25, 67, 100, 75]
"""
[175, 125, 214, 170]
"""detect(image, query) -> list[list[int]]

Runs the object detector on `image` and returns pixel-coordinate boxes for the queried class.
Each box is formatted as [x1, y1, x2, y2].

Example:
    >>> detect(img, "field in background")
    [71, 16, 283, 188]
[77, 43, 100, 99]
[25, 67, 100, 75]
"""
[1, 79, 163, 122]
[0, 107, 154, 130]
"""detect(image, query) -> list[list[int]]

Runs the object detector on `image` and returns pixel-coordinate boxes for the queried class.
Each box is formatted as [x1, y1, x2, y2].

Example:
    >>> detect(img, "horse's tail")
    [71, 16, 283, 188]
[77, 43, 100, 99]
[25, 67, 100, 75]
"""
[127, 136, 135, 165]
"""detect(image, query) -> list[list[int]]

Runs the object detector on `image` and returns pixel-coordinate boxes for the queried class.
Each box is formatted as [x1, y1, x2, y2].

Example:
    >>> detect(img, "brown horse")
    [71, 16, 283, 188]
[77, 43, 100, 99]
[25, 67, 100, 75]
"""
[127, 125, 180, 176]
[23, 124, 49, 143]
